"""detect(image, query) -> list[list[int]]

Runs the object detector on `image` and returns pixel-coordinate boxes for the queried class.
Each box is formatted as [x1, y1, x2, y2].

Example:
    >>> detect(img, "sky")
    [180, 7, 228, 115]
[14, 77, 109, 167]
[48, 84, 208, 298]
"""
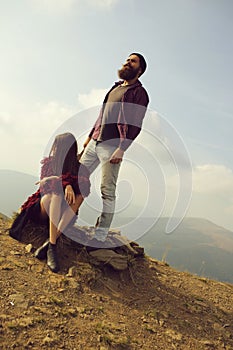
[0, 0, 233, 231]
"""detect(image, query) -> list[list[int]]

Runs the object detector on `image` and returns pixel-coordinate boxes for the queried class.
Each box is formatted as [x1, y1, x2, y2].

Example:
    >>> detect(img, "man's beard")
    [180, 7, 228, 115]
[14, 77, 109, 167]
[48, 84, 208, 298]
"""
[118, 65, 140, 80]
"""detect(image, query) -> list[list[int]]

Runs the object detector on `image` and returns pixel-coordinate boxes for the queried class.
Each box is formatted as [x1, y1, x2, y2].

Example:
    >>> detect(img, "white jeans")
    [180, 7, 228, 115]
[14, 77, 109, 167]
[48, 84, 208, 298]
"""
[80, 139, 121, 241]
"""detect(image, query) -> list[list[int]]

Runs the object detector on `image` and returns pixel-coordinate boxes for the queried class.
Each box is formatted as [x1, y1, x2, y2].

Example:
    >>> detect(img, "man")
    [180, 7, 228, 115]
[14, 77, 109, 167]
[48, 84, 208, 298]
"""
[80, 53, 149, 243]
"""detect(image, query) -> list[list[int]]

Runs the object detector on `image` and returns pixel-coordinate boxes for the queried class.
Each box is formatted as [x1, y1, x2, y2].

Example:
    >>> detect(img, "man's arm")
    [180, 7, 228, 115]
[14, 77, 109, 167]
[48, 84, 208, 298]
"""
[119, 87, 149, 151]
[110, 87, 149, 163]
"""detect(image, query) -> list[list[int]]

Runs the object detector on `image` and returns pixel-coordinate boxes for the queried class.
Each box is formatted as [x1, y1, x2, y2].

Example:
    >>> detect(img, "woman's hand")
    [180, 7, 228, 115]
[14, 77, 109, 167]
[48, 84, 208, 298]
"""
[35, 176, 59, 186]
[65, 185, 75, 205]
[35, 177, 48, 186]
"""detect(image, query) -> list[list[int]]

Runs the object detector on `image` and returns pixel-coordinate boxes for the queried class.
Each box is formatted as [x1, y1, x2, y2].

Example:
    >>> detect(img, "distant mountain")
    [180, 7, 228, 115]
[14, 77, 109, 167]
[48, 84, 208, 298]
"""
[0, 169, 37, 217]
[137, 217, 233, 283]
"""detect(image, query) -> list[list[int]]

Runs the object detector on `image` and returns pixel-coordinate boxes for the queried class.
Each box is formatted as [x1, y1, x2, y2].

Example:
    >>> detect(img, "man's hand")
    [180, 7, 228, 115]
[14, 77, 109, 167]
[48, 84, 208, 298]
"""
[83, 137, 91, 148]
[110, 148, 124, 164]
[78, 136, 91, 160]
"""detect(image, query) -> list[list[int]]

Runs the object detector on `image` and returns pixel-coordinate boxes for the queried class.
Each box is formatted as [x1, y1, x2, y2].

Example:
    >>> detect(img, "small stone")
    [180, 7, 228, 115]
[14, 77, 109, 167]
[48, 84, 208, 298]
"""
[76, 307, 86, 313]
[8, 293, 30, 309]
[132, 246, 144, 256]
[10, 250, 21, 256]
[25, 244, 33, 253]
[222, 323, 230, 328]
[30, 264, 45, 273]
[66, 266, 77, 277]
[213, 323, 223, 331]
[201, 340, 216, 346]
[42, 336, 53, 345]
[68, 279, 80, 289]
[18, 317, 34, 327]
[165, 329, 183, 341]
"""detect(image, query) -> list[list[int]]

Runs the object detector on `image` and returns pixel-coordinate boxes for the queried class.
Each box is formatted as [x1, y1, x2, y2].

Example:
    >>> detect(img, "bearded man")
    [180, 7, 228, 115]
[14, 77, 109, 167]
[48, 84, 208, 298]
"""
[80, 53, 149, 243]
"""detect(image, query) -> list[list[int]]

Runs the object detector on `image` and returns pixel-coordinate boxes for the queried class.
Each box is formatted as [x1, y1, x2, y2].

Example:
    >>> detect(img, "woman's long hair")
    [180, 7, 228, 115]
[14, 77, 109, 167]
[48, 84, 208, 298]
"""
[49, 133, 79, 176]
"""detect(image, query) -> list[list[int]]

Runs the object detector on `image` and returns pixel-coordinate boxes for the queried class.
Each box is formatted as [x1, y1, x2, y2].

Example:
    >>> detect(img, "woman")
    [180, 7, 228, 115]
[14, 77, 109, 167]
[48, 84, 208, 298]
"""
[9, 133, 90, 273]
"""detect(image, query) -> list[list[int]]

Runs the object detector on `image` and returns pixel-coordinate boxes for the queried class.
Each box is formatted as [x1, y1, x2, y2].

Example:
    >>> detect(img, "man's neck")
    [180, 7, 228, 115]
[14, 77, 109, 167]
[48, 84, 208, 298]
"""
[121, 77, 139, 86]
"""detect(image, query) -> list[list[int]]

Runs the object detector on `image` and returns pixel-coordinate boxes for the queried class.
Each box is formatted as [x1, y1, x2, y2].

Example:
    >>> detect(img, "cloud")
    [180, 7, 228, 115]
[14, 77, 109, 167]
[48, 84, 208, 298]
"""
[30, 0, 119, 13]
[0, 98, 76, 175]
[87, 0, 119, 8]
[185, 163, 233, 231]
[77, 88, 108, 109]
[30, 0, 77, 13]
[0, 87, 108, 175]
[163, 163, 233, 232]
[193, 164, 233, 195]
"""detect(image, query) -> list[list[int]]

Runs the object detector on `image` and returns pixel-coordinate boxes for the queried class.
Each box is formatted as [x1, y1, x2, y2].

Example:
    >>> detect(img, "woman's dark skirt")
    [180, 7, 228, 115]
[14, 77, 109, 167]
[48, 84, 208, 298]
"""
[9, 200, 48, 241]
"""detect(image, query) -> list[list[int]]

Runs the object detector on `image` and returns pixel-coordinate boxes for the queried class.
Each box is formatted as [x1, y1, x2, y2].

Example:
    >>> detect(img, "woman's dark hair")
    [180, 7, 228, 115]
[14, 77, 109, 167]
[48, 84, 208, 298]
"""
[49, 133, 79, 175]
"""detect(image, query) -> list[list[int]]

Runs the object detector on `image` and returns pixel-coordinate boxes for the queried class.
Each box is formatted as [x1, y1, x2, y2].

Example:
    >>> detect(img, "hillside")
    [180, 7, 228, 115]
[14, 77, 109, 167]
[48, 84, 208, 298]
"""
[0, 170, 37, 217]
[2, 169, 233, 284]
[1, 216, 233, 349]
[137, 217, 233, 284]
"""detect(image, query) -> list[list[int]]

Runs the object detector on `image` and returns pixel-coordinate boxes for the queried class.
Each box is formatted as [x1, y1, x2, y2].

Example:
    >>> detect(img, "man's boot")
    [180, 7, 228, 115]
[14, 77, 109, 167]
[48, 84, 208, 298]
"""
[47, 243, 60, 273]
[34, 239, 49, 260]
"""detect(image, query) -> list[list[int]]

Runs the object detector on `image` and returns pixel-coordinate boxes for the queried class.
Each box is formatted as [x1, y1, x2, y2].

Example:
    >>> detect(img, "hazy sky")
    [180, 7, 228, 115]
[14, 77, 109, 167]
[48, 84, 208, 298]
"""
[0, 0, 233, 231]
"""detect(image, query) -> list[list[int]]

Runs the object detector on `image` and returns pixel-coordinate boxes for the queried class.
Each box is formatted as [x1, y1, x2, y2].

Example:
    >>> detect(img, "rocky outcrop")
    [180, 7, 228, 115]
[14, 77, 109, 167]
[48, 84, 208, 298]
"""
[17, 221, 145, 272]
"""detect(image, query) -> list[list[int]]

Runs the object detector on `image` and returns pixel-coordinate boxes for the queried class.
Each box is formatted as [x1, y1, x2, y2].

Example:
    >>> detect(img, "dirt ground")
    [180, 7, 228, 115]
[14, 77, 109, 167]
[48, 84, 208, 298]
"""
[0, 216, 233, 350]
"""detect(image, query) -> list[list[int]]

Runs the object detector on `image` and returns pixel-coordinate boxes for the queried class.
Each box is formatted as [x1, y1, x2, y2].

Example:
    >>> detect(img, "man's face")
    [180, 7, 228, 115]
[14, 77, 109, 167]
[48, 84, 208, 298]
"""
[118, 54, 141, 80]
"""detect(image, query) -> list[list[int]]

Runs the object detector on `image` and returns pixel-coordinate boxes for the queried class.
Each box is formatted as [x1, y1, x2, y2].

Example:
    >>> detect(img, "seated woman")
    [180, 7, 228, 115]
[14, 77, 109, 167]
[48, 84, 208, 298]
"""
[9, 132, 90, 273]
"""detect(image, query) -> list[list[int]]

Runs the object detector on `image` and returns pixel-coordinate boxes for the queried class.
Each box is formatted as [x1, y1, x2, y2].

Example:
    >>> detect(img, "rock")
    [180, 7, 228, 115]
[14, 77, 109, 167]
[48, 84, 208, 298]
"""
[30, 264, 45, 273]
[213, 323, 224, 332]
[0, 257, 5, 264]
[18, 317, 34, 327]
[109, 234, 140, 256]
[10, 250, 21, 256]
[25, 243, 33, 253]
[8, 293, 30, 309]
[68, 279, 81, 290]
[66, 266, 77, 277]
[131, 245, 144, 256]
[165, 329, 183, 341]
[201, 340, 217, 347]
[89, 249, 128, 270]
[42, 335, 56, 345]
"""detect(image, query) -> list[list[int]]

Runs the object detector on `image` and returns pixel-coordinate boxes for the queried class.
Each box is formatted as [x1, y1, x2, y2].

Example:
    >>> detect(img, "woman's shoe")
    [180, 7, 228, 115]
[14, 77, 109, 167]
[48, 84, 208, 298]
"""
[34, 239, 49, 260]
[47, 243, 60, 273]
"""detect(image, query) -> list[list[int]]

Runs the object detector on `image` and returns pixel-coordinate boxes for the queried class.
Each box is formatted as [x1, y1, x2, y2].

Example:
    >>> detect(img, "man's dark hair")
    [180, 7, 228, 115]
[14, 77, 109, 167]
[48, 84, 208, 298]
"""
[130, 52, 147, 75]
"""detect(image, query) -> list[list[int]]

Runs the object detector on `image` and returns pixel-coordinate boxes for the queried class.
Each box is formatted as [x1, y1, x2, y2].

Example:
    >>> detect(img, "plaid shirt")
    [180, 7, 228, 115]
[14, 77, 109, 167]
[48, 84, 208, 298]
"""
[89, 80, 149, 151]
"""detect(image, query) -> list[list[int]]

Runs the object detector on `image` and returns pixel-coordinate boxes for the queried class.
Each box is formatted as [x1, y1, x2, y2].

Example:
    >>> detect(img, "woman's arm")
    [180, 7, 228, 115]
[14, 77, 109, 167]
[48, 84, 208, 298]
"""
[35, 176, 59, 186]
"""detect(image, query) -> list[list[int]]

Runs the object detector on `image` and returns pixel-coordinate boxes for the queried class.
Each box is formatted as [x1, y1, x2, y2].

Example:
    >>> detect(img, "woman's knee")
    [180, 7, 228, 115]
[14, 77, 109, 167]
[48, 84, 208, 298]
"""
[41, 193, 63, 211]
[51, 193, 63, 200]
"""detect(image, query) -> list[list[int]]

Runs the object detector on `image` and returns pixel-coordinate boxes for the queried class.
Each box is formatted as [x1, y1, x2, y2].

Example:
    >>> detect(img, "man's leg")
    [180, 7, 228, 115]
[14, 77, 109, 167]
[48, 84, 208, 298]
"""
[95, 143, 122, 241]
[80, 139, 100, 174]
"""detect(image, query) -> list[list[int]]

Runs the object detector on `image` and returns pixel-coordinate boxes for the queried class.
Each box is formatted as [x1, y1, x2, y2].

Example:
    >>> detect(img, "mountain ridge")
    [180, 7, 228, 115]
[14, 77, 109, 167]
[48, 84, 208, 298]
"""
[137, 217, 233, 284]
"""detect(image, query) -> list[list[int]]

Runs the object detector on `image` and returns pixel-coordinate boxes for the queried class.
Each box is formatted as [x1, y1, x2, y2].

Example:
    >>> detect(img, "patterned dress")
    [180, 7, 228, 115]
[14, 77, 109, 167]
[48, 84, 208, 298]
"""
[9, 157, 90, 240]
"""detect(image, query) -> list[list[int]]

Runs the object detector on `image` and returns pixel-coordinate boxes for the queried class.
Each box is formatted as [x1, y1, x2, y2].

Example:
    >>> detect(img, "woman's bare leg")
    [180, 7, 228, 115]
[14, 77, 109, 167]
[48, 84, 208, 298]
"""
[40, 193, 63, 244]
[39, 193, 63, 272]
[57, 195, 84, 236]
